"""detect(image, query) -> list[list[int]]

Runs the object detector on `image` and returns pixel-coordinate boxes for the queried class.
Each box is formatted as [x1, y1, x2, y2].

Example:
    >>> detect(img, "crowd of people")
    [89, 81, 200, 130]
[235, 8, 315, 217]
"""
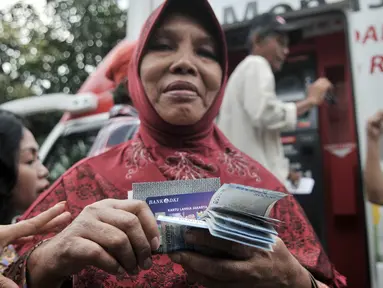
[0, 0, 382, 287]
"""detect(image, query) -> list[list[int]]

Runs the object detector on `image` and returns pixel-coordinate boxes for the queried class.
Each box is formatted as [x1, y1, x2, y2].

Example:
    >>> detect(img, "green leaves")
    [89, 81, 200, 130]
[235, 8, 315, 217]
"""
[0, 0, 127, 103]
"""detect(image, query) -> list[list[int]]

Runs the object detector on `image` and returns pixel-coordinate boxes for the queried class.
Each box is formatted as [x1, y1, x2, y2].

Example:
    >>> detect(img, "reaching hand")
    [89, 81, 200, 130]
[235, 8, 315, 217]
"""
[0, 275, 18, 288]
[0, 202, 71, 288]
[0, 202, 71, 250]
[307, 78, 333, 106]
[367, 110, 383, 142]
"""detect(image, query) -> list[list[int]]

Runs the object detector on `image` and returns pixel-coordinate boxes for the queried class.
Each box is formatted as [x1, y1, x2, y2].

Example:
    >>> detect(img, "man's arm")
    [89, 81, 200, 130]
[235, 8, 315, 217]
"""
[296, 98, 315, 116]
[364, 138, 383, 204]
[364, 110, 383, 204]
[242, 57, 331, 131]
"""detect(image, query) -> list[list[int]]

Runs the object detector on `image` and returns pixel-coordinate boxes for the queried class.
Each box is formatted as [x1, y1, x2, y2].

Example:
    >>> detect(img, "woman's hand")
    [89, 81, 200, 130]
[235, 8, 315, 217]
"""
[170, 229, 312, 288]
[0, 202, 71, 288]
[0, 201, 71, 250]
[27, 199, 160, 287]
[0, 275, 18, 288]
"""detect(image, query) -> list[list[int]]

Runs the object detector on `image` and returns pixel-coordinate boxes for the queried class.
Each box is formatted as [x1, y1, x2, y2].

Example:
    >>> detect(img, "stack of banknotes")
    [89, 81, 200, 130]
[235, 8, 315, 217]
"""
[132, 178, 286, 253]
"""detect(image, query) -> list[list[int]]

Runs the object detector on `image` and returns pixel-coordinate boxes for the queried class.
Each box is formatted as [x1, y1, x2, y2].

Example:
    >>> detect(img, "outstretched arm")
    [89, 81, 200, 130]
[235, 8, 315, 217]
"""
[364, 110, 383, 204]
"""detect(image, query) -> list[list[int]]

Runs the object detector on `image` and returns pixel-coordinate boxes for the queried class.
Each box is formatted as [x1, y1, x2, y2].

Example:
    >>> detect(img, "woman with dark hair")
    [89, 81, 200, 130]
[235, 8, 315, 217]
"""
[0, 110, 50, 225]
[0, 110, 71, 286]
[5, 0, 345, 287]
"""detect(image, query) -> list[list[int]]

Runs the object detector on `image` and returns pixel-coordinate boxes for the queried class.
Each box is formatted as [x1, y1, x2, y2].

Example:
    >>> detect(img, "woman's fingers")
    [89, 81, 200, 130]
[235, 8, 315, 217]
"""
[12, 210, 72, 246]
[38, 211, 72, 233]
[98, 199, 160, 250]
[183, 229, 254, 259]
[81, 206, 153, 273]
[21, 199, 158, 279]
[70, 199, 159, 273]
[0, 202, 68, 246]
[11, 235, 35, 246]
[78, 214, 138, 274]
[61, 238, 123, 276]
[0, 275, 18, 288]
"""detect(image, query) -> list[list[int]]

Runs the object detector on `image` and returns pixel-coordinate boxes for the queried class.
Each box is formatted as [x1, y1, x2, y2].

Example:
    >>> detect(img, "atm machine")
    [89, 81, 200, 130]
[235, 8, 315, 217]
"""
[274, 54, 327, 248]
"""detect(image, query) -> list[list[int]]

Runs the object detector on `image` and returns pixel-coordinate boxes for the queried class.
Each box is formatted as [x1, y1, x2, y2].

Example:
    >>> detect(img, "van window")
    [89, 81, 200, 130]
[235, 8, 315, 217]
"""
[43, 128, 100, 183]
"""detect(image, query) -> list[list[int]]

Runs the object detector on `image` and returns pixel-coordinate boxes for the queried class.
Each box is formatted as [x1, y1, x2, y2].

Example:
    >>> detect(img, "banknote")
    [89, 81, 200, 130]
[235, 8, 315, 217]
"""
[155, 215, 274, 252]
[205, 218, 274, 251]
[208, 183, 286, 219]
[155, 216, 220, 255]
[206, 211, 276, 241]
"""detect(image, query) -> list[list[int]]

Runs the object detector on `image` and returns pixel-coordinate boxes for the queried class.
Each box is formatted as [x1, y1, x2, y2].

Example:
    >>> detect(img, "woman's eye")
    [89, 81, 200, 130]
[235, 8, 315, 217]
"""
[197, 48, 218, 61]
[149, 42, 173, 51]
[26, 160, 35, 166]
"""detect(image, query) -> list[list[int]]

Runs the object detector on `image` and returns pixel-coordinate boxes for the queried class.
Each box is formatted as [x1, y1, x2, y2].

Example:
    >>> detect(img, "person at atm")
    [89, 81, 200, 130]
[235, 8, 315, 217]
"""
[217, 13, 333, 183]
[364, 110, 383, 204]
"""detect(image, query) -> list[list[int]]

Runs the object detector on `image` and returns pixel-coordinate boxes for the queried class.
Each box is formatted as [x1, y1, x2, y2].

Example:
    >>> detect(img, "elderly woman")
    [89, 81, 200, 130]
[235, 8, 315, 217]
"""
[5, 0, 346, 287]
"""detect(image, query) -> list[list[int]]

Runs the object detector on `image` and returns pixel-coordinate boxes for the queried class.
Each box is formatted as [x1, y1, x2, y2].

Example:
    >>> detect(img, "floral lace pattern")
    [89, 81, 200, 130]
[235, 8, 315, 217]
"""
[160, 152, 218, 180]
[218, 148, 262, 181]
[125, 140, 154, 179]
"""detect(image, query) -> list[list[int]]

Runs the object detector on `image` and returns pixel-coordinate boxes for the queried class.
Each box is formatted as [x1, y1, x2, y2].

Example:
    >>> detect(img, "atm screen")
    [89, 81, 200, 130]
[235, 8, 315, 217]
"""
[276, 75, 306, 102]
[275, 53, 317, 129]
[276, 75, 312, 124]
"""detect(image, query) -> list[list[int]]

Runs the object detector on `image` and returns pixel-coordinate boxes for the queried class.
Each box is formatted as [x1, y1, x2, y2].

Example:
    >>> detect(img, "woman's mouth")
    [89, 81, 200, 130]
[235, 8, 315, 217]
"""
[163, 81, 199, 101]
[37, 181, 50, 194]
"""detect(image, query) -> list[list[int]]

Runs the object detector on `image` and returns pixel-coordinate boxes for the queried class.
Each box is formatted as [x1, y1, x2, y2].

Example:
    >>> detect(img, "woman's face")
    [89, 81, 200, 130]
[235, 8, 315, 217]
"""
[12, 128, 49, 211]
[140, 14, 223, 126]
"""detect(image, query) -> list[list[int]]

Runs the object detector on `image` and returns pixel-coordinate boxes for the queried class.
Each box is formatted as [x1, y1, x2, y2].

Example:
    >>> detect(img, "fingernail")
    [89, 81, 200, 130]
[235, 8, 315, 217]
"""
[56, 201, 66, 206]
[143, 257, 152, 270]
[170, 253, 181, 264]
[117, 266, 125, 275]
[151, 237, 160, 251]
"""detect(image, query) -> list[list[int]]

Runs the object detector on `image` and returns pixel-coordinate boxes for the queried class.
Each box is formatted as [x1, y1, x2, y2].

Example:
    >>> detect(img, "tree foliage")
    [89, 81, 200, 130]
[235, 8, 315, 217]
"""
[0, 0, 127, 139]
[0, 0, 126, 102]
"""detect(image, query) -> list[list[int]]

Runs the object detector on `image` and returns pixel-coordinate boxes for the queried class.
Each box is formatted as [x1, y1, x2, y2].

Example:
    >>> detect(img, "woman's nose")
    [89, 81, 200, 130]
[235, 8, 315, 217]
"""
[169, 53, 198, 76]
[37, 161, 49, 179]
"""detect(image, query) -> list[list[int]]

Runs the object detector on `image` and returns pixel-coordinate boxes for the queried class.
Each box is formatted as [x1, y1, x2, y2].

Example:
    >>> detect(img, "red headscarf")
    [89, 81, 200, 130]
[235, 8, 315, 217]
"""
[9, 0, 345, 287]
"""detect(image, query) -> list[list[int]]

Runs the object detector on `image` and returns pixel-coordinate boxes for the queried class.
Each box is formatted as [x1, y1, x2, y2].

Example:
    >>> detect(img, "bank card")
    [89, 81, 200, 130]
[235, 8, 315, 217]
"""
[147, 191, 215, 220]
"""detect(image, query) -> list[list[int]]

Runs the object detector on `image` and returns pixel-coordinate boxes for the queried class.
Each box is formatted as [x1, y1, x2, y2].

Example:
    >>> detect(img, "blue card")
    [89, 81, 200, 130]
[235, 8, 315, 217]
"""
[147, 191, 215, 220]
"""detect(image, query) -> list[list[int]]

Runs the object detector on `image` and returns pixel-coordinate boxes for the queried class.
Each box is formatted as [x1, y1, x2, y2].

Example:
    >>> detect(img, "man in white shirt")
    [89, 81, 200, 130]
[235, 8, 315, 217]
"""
[217, 13, 333, 183]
